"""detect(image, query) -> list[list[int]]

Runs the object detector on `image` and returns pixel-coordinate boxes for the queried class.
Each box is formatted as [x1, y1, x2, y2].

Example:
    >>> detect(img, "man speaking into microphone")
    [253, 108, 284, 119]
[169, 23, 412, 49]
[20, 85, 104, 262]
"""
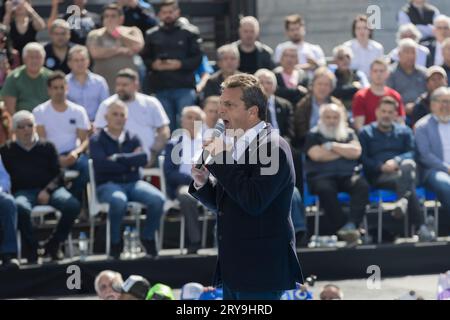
[189, 74, 302, 300]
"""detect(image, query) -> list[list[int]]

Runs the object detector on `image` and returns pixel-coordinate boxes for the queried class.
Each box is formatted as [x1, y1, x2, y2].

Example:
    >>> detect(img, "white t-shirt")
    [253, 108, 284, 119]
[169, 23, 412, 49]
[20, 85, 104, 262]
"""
[33, 100, 90, 154]
[274, 40, 326, 66]
[94, 93, 170, 156]
[343, 39, 384, 78]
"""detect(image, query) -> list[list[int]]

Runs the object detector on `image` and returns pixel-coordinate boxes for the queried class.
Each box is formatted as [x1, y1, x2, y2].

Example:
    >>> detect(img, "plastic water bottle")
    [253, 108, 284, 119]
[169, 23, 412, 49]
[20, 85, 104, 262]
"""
[78, 232, 88, 261]
[130, 228, 138, 259]
[123, 226, 131, 259]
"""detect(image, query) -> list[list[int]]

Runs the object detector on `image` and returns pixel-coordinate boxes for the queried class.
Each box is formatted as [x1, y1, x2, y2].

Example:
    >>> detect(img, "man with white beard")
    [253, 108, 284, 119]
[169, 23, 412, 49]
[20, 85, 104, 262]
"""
[304, 103, 369, 243]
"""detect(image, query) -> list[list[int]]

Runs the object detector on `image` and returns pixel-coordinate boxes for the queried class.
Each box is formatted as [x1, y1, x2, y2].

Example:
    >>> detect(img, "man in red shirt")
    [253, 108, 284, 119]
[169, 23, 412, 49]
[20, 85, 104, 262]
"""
[352, 58, 406, 131]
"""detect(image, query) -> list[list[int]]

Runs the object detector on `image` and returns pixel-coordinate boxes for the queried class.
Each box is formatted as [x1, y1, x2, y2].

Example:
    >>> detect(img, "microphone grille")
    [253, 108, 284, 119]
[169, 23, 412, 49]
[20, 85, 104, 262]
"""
[213, 119, 225, 137]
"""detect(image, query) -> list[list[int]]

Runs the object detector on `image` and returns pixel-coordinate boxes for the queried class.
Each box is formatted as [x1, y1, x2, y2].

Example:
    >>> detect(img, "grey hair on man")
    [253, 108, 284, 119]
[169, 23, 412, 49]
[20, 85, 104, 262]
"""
[317, 103, 349, 142]
[12, 110, 35, 130]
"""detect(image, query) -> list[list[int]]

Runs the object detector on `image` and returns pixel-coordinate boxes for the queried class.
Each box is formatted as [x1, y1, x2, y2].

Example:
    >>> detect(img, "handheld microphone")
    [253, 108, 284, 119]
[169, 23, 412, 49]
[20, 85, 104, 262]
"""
[195, 119, 225, 169]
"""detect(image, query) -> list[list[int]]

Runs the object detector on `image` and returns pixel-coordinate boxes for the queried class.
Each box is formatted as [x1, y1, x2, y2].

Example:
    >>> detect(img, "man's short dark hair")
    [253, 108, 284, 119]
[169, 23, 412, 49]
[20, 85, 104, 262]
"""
[102, 3, 123, 17]
[352, 14, 373, 39]
[221, 74, 267, 121]
[378, 96, 399, 110]
[284, 14, 304, 30]
[116, 68, 139, 81]
[47, 71, 66, 87]
[159, 0, 179, 10]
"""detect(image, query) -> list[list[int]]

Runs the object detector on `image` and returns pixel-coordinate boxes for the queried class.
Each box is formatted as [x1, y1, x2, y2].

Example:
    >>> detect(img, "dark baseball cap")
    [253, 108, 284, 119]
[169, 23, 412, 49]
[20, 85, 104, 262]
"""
[112, 275, 151, 300]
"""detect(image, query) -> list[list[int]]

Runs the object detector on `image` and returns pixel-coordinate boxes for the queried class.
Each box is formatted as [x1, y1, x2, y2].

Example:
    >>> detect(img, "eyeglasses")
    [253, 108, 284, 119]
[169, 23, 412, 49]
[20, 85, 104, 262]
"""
[436, 99, 450, 105]
[16, 123, 33, 130]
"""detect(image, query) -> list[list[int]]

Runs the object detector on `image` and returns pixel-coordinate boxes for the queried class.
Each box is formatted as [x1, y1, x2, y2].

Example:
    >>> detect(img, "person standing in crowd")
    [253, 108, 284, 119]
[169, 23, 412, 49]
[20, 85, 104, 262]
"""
[415, 86, 450, 220]
[189, 74, 302, 300]
[359, 96, 427, 239]
[44, 19, 73, 74]
[94, 68, 170, 168]
[2, 0, 45, 58]
[0, 23, 20, 89]
[331, 45, 369, 111]
[0, 111, 81, 263]
[352, 59, 406, 131]
[423, 15, 450, 67]
[273, 45, 309, 107]
[387, 38, 427, 118]
[90, 100, 165, 259]
[398, 0, 440, 42]
[33, 72, 90, 201]
[94, 270, 123, 300]
[0, 155, 18, 270]
[164, 106, 205, 254]
[232, 16, 275, 74]
[142, 0, 202, 132]
[412, 66, 448, 127]
[343, 14, 384, 78]
[48, 0, 101, 45]
[1, 42, 51, 114]
[66, 45, 110, 122]
[388, 23, 430, 67]
[274, 14, 325, 73]
[202, 44, 240, 101]
[304, 103, 369, 243]
[118, 0, 158, 35]
[87, 3, 144, 92]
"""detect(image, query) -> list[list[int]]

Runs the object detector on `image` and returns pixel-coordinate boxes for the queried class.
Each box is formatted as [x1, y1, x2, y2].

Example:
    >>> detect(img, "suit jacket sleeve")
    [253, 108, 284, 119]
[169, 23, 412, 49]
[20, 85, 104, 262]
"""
[415, 124, 449, 173]
[188, 179, 218, 213]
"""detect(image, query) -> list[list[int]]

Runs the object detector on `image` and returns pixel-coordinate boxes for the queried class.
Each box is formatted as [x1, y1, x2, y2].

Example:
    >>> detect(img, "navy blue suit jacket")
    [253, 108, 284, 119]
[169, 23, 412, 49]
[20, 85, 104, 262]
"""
[189, 124, 303, 292]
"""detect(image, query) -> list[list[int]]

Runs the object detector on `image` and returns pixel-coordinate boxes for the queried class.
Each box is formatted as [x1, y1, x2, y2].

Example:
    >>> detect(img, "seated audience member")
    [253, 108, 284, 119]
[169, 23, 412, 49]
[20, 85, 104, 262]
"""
[273, 45, 309, 106]
[44, 19, 73, 74]
[94, 270, 123, 300]
[342, 14, 384, 78]
[274, 14, 325, 72]
[0, 23, 21, 89]
[232, 16, 275, 74]
[164, 106, 205, 254]
[1, 42, 51, 114]
[94, 68, 170, 168]
[387, 38, 427, 117]
[441, 38, 450, 80]
[33, 71, 90, 201]
[0, 102, 12, 145]
[415, 86, 450, 219]
[423, 15, 450, 67]
[66, 45, 110, 122]
[2, 0, 46, 58]
[90, 100, 165, 259]
[255, 68, 295, 143]
[320, 284, 344, 300]
[113, 275, 151, 300]
[398, 0, 440, 42]
[304, 103, 369, 243]
[331, 45, 369, 111]
[202, 44, 240, 100]
[352, 59, 406, 132]
[293, 67, 343, 149]
[388, 23, 430, 67]
[202, 96, 220, 139]
[0, 111, 81, 263]
[0, 155, 18, 270]
[412, 66, 448, 126]
[359, 96, 427, 238]
[48, 0, 101, 45]
[87, 3, 144, 93]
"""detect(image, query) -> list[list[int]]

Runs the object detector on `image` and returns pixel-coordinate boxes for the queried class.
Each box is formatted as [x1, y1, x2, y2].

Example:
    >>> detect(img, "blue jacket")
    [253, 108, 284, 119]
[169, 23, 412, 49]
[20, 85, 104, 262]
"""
[359, 122, 415, 182]
[163, 136, 193, 200]
[415, 114, 449, 181]
[189, 124, 303, 292]
[89, 129, 147, 185]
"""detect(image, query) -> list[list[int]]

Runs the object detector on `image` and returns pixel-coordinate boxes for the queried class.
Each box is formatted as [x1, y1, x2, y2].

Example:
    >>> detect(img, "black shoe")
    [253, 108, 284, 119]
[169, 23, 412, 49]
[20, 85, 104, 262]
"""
[187, 242, 201, 255]
[25, 250, 39, 264]
[1, 254, 20, 271]
[44, 240, 64, 261]
[141, 239, 157, 257]
[110, 242, 122, 260]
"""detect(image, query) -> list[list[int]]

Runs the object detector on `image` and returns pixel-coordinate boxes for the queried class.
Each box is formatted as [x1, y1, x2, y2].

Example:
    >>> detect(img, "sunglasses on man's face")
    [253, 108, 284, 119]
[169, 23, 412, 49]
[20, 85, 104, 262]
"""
[16, 123, 34, 130]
